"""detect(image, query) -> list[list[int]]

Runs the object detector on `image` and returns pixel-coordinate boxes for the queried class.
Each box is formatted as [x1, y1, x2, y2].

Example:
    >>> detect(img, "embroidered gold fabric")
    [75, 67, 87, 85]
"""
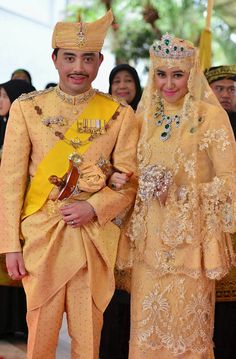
[128, 35, 236, 357]
[130, 38, 236, 279]
[129, 262, 215, 358]
[0, 86, 139, 312]
[55, 86, 96, 105]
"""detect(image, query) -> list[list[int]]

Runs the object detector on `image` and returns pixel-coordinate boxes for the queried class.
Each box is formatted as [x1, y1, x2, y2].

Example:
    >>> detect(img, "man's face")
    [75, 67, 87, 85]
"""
[52, 49, 103, 95]
[210, 78, 236, 112]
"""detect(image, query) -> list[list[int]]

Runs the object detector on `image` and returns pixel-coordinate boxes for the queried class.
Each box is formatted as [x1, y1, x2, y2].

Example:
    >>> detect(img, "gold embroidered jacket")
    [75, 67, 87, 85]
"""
[0, 86, 139, 311]
[130, 99, 236, 280]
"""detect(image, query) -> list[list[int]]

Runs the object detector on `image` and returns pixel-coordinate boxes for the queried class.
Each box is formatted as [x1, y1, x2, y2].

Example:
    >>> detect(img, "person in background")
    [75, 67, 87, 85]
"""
[0, 79, 35, 158]
[11, 68, 33, 85]
[205, 65, 236, 138]
[0, 10, 138, 359]
[45, 82, 57, 89]
[0, 79, 35, 338]
[205, 65, 236, 359]
[100, 64, 142, 359]
[108, 64, 142, 111]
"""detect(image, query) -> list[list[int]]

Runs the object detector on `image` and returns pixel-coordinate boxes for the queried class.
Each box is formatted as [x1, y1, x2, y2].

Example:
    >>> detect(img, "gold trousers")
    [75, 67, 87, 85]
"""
[26, 267, 103, 359]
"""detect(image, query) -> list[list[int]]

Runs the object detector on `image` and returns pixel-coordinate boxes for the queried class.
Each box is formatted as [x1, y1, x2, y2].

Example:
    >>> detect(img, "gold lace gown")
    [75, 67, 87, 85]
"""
[129, 98, 236, 359]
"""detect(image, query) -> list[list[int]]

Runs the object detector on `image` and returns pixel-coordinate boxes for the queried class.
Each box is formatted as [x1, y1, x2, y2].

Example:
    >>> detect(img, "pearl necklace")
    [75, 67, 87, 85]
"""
[154, 101, 181, 141]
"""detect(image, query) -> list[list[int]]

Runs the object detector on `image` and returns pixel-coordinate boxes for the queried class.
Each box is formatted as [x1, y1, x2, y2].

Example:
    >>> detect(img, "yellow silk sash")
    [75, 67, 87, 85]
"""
[22, 94, 119, 219]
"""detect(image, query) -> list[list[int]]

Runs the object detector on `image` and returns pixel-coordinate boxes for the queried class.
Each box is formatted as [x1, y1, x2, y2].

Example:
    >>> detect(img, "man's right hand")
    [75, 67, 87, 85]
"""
[6, 252, 27, 280]
[109, 171, 133, 190]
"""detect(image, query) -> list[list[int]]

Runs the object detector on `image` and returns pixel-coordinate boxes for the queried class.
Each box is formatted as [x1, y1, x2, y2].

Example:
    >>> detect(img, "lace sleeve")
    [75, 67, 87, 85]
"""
[198, 107, 236, 233]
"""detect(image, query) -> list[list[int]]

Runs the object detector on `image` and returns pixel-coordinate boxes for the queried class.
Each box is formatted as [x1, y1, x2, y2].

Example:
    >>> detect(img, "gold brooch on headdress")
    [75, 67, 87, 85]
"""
[76, 13, 85, 46]
[77, 22, 85, 46]
[152, 33, 194, 59]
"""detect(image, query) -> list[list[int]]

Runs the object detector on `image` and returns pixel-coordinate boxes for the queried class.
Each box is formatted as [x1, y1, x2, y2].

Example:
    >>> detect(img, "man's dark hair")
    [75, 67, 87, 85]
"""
[52, 48, 59, 58]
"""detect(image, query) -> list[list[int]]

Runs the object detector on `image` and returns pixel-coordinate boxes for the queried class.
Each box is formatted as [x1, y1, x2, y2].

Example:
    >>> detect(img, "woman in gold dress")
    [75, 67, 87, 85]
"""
[114, 34, 236, 358]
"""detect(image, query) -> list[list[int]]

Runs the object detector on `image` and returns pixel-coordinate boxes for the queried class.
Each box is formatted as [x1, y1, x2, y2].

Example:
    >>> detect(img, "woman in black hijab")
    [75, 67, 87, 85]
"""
[0, 79, 35, 337]
[100, 65, 141, 359]
[108, 64, 142, 111]
[0, 79, 35, 150]
[11, 68, 32, 85]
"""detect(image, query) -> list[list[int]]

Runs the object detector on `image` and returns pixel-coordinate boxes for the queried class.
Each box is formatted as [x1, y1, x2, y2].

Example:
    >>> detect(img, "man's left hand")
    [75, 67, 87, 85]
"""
[60, 201, 96, 228]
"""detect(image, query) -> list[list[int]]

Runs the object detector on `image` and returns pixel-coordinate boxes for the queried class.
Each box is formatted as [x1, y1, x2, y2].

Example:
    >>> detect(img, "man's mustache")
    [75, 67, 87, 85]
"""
[68, 72, 89, 77]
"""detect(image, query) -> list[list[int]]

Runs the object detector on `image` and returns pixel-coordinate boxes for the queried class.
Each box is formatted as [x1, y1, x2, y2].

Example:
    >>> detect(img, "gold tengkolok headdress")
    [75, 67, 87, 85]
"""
[52, 9, 113, 52]
[204, 65, 236, 84]
[150, 33, 196, 71]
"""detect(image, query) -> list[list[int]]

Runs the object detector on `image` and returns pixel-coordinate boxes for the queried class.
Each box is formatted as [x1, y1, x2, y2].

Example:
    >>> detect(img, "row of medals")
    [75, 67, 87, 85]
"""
[69, 118, 106, 166]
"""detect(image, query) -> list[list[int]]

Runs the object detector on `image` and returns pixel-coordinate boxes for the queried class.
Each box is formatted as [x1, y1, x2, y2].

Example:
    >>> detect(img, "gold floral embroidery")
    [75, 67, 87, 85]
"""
[158, 185, 199, 248]
[18, 87, 53, 101]
[129, 175, 235, 276]
[205, 266, 231, 280]
[129, 101, 235, 285]
[200, 176, 234, 233]
[134, 277, 214, 355]
[159, 177, 235, 247]
[137, 131, 152, 168]
[199, 128, 230, 151]
[154, 249, 176, 274]
[175, 148, 196, 178]
[128, 198, 147, 250]
[55, 86, 96, 104]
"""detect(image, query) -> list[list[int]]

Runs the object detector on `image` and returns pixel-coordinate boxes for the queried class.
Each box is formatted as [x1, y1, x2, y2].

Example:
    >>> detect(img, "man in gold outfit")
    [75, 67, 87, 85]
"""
[0, 10, 138, 359]
[205, 65, 236, 358]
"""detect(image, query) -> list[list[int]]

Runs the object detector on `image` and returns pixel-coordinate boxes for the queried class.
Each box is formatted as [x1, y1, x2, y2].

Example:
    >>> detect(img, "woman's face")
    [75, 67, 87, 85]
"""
[0, 87, 11, 116]
[154, 66, 189, 103]
[111, 70, 136, 104]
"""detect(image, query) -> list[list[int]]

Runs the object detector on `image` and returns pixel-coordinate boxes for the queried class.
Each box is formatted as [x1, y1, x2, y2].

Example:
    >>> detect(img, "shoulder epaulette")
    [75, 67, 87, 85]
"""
[18, 87, 55, 101]
[96, 90, 128, 107]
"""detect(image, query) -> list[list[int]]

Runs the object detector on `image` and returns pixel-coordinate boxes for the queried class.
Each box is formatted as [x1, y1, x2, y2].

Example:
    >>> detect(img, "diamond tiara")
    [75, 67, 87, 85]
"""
[151, 33, 195, 59]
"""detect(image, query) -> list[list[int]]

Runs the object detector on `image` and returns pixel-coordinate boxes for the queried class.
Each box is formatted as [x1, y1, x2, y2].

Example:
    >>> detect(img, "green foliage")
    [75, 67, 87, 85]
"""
[66, 0, 236, 65]
[211, 17, 236, 65]
[66, 1, 105, 22]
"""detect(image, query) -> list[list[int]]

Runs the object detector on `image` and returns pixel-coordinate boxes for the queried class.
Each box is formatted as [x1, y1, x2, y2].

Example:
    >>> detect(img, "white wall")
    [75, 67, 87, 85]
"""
[0, 0, 114, 91]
